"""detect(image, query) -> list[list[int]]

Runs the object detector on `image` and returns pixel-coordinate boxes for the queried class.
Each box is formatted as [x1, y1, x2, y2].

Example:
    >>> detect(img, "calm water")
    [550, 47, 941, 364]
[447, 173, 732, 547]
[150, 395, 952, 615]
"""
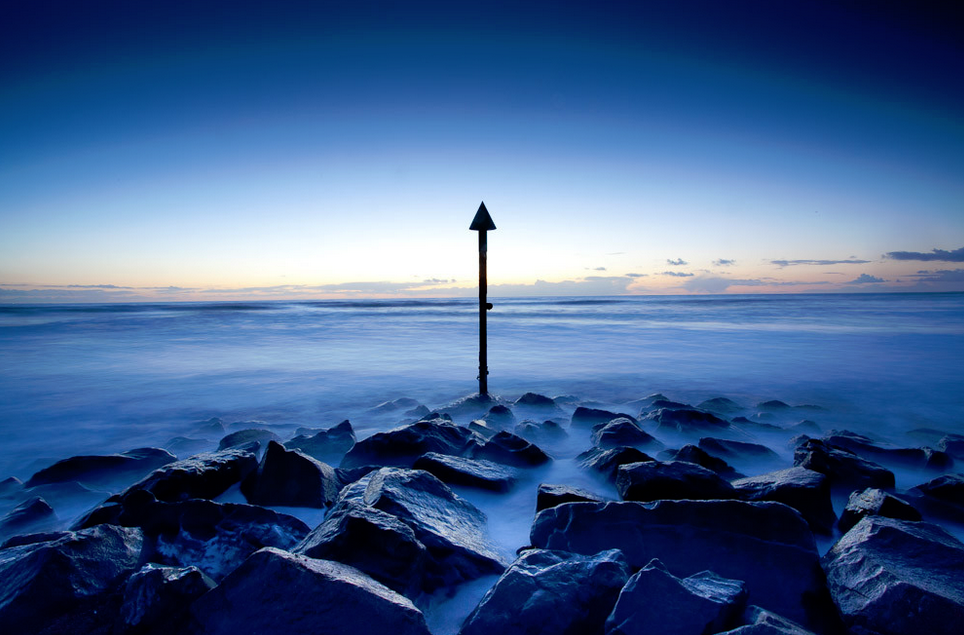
[1, 293, 963, 480]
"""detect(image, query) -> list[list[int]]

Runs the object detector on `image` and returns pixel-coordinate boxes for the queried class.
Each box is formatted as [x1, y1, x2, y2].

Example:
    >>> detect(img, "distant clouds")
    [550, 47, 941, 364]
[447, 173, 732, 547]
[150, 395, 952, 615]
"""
[771, 258, 870, 267]
[713, 259, 735, 267]
[909, 269, 964, 283]
[666, 258, 688, 266]
[848, 273, 885, 284]
[625, 273, 648, 278]
[661, 271, 694, 277]
[884, 247, 964, 262]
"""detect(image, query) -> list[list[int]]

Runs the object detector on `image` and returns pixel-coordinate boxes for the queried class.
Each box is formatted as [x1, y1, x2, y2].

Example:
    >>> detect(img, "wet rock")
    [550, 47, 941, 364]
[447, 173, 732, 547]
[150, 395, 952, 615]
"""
[483, 405, 516, 428]
[592, 417, 664, 451]
[699, 437, 781, 463]
[757, 400, 792, 411]
[240, 441, 339, 508]
[793, 438, 895, 490]
[912, 473, 964, 506]
[163, 436, 212, 457]
[468, 420, 498, 439]
[788, 420, 822, 435]
[824, 431, 954, 471]
[120, 447, 258, 503]
[460, 549, 630, 635]
[0, 476, 22, 498]
[341, 419, 476, 469]
[732, 467, 836, 534]
[645, 408, 730, 434]
[24, 448, 176, 489]
[191, 547, 431, 635]
[838, 488, 921, 533]
[698, 397, 744, 416]
[285, 419, 356, 462]
[571, 406, 629, 428]
[514, 392, 559, 408]
[413, 452, 519, 492]
[719, 605, 817, 634]
[530, 500, 838, 631]
[368, 397, 423, 414]
[578, 446, 654, 482]
[822, 516, 964, 635]
[118, 563, 215, 634]
[0, 524, 145, 635]
[606, 558, 747, 635]
[217, 428, 281, 451]
[439, 393, 506, 418]
[616, 460, 739, 502]
[536, 483, 604, 512]
[938, 434, 964, 459]
[0, 497, 56, 537]
[471, 430, 551, 467]
[406, 404, 432, 418]
[515, 419, 568, 444]
[660, 444, 741, 478]
[194, 417, 225, 435]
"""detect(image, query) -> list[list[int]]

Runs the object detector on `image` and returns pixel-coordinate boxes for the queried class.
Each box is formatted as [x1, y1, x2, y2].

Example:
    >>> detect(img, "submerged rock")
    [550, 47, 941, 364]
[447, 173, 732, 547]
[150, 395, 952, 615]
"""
[118, 563, 215, 634]
[592, 418, 664, 451]
[483, 405, 516, 428]
[824, 431, 954, 472]
[514, 419, 568, 445]
[645, 408, 730, 434]
[698, 397, 744, 416]
[513, 392, 560, 408]
[660, 444, 741, 478]
[912, 473, 964, 506]
[470, 430, 551, 467]
[578, 446, 654, 482]
[838, 488, 921, 532]
[413, 452, 519, 492]
[0, 497, 56, 537]
[616, 460, 739, 502]
[719, 605, 818, 634]
[285, 419, 356, 462]
[571, 407, 627, 428]
[793, 438, 895, 490]
[536, 483, 604, 512]
[24, 448, 176, 489]
[240, 441, 340, 508]
[732, 467, 836, 534]
[217, 428, 281, 451]
[120, 447, 258, 502]
[699, 437, 781, 464]
[341, 419, 476, 469]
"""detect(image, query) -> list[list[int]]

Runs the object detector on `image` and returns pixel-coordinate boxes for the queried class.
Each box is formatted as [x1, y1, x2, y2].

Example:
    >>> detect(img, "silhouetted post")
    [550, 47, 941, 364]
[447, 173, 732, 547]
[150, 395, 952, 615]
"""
[470, 201, 496, 395]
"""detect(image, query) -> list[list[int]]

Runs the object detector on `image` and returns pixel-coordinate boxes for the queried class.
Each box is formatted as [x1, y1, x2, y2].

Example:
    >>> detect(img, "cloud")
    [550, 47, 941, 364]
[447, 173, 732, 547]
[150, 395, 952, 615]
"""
[666, 258, 688, 266]
[713, 259, 735, 267]
[660, 271, 694, 277]
[847, 273, 885, 284]
[680, 277, 766, 293]
[908, 269, 964, 283]
[884, 247, 964, 262]
[420, 278, 453, 285]
[771, 259, 871, 267]
[588, 267, 607, 271]
[625, 273, 648, 278]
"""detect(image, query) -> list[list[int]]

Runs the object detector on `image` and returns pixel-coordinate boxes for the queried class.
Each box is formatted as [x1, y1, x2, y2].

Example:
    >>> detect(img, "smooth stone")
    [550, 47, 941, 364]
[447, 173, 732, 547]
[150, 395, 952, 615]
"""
[578, 446, 654, 482]
[698, 397, 744, 415]
[341, 419, 476, 469]
[368, 398, 423, 414]
[285, 419, 356, 462]
[571, 407, 631, 428]
[217, 428, 281, 451]
[645, 408, 730, 433]
[240, 441, 339, 508]
[660, 444, 741, 478]
[699, 437, 781, 463]
[513, 392, 559, 408]
[938, 435, 964, 459]
[732, 467, 836, 534]
[536, 483, 604, 512]
[438, 393, 506, 418]
[0, 477, 23, 498]
[838, 488, 922, 532]
[470, 430, 551, 467]
[194, 417, 225, 435]
[592, 417, 664, 451]
[616, 460, 739, 502]
[413, 452, 519, 492]
[793, 438, 895, 490]
[0, 497, 56, 536]
[120, 447, 258, 503]
[719, 605, 818, 634]
[118, 563, 215, 633]
[912, 473, 964, 506]
[483, 405, 516, 428]
[824, 431, 954, 472]
[514, 419, 568, 445]
[24, 448, 176, 489]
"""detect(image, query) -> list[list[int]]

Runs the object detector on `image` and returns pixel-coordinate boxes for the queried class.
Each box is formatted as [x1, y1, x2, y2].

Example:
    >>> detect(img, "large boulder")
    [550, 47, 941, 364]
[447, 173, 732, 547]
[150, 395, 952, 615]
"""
[718, 605, 818, 634]
[912, 473, 964, 506]
[341, 419, 476, 469]
[606, 558, 747, 635]
[822, 516, 964, 635]
[824, 431, 954, 471]
[592, 418, 664, 451]
[571, 406, 625, 428]
[24, 448, 176, 489]
[117, 563, 215, 634]
[530, 500, 839, 632]
[616, 461, 739, 502]
[645, 408, 730, 434]
[470, 430, 551, 467]
[698, 437, 781, 467]
[460, 548, 630, 635]
[837, 488, 921, 533]
[515, 419, 568, 445]
[0, 524, 145, 635]
[240, 441, 340, 508]
[732, 467, 836, 534]
[793, 438, 895, 490]
[536, 483, 604, 512]
[217, 428, 281, 451]
[191, 548, 431, 635]
[578, 446, 654, 482]
[661, 444, 741, 477]
[120, 447, 258, 503]
[285, 419, 356, 462]
[0, 497, 56, 539]
[412, 452, 519, 492]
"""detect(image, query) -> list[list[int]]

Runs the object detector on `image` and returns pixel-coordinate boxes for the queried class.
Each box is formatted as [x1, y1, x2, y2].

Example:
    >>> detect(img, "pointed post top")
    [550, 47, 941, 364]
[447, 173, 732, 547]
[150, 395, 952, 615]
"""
[469, 201, 496, 231]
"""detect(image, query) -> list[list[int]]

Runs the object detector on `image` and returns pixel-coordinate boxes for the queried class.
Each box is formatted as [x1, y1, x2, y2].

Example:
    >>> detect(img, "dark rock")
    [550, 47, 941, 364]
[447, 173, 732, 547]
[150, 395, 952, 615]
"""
[240, 441, 339, 508]
[530, 500, 839, 631]
[194, 417, 225, 435]
[699, 437, 781, 463]
[938, 434, 964, 459]
[468, 420, 498, 439]
[24, 448, 176, 489]
[439, 393, 505, 418]
[335, 465, 378, 487]
[757, 400, 792, 411]
[732, 468, 836, 534]
[648, 398, 693, 411]
[514, 419, 568, 445]
[824, 431, 955, 472]
[513, 392, 558, 408]
[118, 564, 215, 634]
[368, 397, 422, 414]
[912, 473, 964, 506]
[646, 408, 730, 434]
[592, 417, 664, 451]
[571, 406, 629, 428]
[120, 447, 258, 503]
[793, 438, 895, 490]
[719, 605, 818, 634]
[471, 430, 551, 467]
[789, 420, 822, 435]
[660, 444, 741, 477]
[217, 428, 281, 451]
[0, 497, 56, 536]
[294, 500, 428, 598]
[483, 405, 516, 428]
[536, 483, 604, 512]
[413, 452, 518, 492]
[191, 547, 431, 635]
[698, 397, 744, 415]
[616, 461, 739, 502]
[163, 436, 211, 457]
[341, 419, 476, 469]
[285, 419, 356, 462]
[822, 516, 964, 635]
[460, 548, 630, 635]
[578, 446, 654, 482]
[0, 476, 23, 498]
[0, 524, 145, 634]
[838, 488, 921, 532]
[606, 558, 747, 635]
[2, 530, 71, 549]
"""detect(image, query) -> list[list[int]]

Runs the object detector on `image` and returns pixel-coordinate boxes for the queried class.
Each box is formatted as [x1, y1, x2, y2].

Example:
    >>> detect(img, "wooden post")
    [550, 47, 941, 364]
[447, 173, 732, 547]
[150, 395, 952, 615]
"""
[469, 202, 496, 395]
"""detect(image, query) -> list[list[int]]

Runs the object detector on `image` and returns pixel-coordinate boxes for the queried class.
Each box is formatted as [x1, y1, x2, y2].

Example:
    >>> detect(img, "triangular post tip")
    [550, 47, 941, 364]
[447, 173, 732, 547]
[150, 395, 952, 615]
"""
[469, 201, 497, 231]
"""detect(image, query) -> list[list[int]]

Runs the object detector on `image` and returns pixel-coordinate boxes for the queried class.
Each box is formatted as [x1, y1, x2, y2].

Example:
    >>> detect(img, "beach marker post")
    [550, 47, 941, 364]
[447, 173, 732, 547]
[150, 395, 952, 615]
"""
[470, 201, 496, 395]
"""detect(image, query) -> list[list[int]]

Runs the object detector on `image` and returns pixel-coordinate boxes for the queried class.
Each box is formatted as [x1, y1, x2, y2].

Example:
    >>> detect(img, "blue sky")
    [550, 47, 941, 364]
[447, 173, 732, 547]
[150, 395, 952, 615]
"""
[2, 0, 962, 301]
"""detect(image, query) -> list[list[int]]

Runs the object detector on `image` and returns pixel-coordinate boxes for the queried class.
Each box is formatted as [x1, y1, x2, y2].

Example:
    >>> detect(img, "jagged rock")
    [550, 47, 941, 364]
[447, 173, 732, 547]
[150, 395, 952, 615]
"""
[285, 419, 356, 462]
[698, 397, 744, 415]
[217, 428, 281, 451]
[699, 437, 780, 463]
[592, 418, 664, 451]
[912, 473, 964, 506]
[578, 446, 654, 482]
[460, 549, 630, 635]
[660, 444, 741, 477]
[24, 448, 176, 489]
[0, 524, 145, 635]
[646, 408, 730, 434]
[825, 431, 954, 471]
[119, 447, 258, 503]
[240, 441, 339, 508]
[606, 558, 747, 635]
[294, 500, 428, 598]
[191, 548, 431, 635]
[822, 516, 964, 635]
[515, 419, 568, 444]
[468, 420, 498, 439]
[732, 467, 836, 534]
[616, 461, 739, 502]
[471, 430, 551, 467]
[793, 438, 895, 490]
[571, 407, 629, 428]
[719, 605, 817, 634]
[483, 405, 516, 428]
[838, 488, 921, 532]
[341, 419, 476, 469]
[413, 452, 519, 492]
[530, 500, 839, 631]
[536, 483, 604, 512]
[0, 497, 56, 536]
[118, 564, 215, 634]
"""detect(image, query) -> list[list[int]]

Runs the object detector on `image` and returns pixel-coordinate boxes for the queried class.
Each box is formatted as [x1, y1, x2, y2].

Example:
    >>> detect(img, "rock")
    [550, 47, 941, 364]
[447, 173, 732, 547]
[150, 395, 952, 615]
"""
[822, 516, 964, 635]
[0, 497, 56, 538]
[368, 397, 423, 414]
[471, 430, 551, 467]
[536, 483, 604, 512]
[530, 500, 839, 631]
[514, 392, 559, 408]
[824, 431, 954, 471]
[719, 605, 818, 634]
[194, 417, 225, 435]
[732, 467, 836, 534]
[191, 547, 431, 635]
[120, 447, 258, 502]
[838, 488, 921, 532]
[788, 420, 822, 435]
[793, 438, 895, 490]
[217, 428, 281, 451]
[938, 434, 964, 459]
[483, 405, 516, 428]
[406, 404, 431, 418]
[699, 437, 781, 463]
[460, 549, 630, 635]
[578, 446, 654, 482]
[698, 397, 744, 415]
[341, 419, 476, 469]
[285, 419, 356, 462]
[660, 444, 741, 477]
[468, 419, 498, 439]
[24, 448, 176, 489]
[0, 524, 145, 634]
[163, 436, 212, 457]
[515, 419, 568, 444]
[118, 563, 215, 634]
[413, 452, 519, 492]
[606, 558, 747, 635]
[240, 441, 339, 508]
[912, 473, 964, 506]
[0, 477, 23, 498]
[616, 461, 739, 502]
[757, 400, 792, 411]
[571, 407, 628, 428]
[592, 417, 664, 451]
[645, 408, 730, 434]
[438, 393, 505, 418]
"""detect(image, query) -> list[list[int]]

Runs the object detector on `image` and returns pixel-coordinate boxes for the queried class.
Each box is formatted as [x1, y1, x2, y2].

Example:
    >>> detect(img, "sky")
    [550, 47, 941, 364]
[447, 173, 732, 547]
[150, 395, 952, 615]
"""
[1, 0, 963, 302]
